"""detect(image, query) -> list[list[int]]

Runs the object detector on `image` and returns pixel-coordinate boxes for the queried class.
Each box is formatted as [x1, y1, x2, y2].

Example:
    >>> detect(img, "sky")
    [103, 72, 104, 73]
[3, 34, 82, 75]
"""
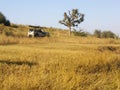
[0, 0, 120, 35]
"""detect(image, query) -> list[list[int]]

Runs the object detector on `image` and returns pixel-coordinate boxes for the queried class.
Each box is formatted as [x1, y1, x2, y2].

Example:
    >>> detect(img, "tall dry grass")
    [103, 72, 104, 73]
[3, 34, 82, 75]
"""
[0, 41, 120, 90]
[0, 25, 120, 89]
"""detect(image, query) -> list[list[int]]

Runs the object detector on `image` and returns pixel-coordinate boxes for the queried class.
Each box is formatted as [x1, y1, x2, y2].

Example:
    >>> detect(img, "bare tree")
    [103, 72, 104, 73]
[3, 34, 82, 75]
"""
[59, 9, 84, 36]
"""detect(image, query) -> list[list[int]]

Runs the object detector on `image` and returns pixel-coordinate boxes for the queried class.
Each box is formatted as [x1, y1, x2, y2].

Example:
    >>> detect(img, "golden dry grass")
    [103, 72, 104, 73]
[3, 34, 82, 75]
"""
[0, 25, 120, 90]
[0, 36, 120, 90]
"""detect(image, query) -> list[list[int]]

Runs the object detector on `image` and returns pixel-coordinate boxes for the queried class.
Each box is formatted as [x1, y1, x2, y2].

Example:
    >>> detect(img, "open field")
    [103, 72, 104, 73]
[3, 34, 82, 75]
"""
[0, 36, 120, 90]
[0, 25, 120, 90]
[1, 1, 120, 89]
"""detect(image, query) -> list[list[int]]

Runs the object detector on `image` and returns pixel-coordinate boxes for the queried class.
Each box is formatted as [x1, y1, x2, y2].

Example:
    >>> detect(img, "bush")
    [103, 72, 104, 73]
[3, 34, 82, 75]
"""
[73, 29, 88, 37]
[4, 20, 10, 26]
[94, 30, 118, 39]
[101, 31, 116, 38]
[94, 30, 101, 38]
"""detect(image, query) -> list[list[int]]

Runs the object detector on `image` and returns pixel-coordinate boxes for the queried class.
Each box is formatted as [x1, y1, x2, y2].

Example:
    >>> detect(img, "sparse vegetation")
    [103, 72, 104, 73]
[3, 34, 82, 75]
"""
[73, 29, 88, 37]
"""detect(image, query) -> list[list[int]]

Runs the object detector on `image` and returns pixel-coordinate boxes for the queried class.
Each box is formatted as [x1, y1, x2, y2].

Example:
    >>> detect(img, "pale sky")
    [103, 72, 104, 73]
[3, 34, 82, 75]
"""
[0, 0, 120, 35]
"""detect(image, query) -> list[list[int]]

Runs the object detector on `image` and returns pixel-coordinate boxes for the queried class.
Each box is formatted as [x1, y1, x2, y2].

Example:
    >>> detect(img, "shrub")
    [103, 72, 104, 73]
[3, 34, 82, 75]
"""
[101, 31, 116, 38]
[94, 30, 101, 38]
[94, 29, 118, 39]
[4, 20, 10, 26]
[73, 29, 88, 37]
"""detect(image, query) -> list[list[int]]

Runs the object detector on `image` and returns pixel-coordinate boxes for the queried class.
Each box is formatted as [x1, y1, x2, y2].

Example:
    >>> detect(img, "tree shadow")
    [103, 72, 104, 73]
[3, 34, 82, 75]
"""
[0, 60, 38, 67]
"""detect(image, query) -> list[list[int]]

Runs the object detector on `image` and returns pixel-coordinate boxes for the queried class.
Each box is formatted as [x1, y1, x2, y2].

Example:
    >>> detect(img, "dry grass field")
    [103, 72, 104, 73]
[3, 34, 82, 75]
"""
[0, 25, 120, 90]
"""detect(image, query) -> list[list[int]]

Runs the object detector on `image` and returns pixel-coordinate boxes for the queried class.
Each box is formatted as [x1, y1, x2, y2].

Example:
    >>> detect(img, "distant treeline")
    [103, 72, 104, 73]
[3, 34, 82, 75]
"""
[93, 30, 119, 39]
[73, 29, 119, 39]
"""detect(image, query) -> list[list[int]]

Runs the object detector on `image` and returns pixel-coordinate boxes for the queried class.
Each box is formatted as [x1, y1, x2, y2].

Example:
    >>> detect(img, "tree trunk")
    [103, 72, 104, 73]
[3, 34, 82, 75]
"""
[69, 27, 71, 36]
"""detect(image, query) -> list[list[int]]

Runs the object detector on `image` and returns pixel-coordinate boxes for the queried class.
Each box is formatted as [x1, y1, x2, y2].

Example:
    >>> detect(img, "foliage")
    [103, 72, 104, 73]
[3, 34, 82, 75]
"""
[94, 29, 102, 38]
[0, 12, 6, 24]
[73, 29, 88, 37]
[4, 20, 10, 26]
[0, 12, 10, 26]
[59, 9, 84, 36]
[101, 31, 116, 38]
[94, 30, 118, 39]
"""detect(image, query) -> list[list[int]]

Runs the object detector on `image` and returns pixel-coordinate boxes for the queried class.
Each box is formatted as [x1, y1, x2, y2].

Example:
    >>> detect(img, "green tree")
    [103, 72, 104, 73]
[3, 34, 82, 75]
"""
[59, 9, 84, 36]
[4, 20, 10, 26]
[101, 31, 116, 38]
[0, 12, 10, 26]
[94, 30, 102, 38]
[0, 12, 6, 24]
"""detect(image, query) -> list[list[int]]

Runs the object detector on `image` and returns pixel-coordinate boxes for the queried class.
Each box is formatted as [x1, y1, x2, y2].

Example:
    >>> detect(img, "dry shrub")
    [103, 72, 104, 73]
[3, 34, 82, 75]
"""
[0, 35, 19, 45]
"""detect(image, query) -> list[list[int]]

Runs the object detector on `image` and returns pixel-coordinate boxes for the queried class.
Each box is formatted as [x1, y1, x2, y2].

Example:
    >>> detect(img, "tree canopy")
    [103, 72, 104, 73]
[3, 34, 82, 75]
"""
[59, 9, 84, 36]
[0, 12, 6, 24]
[0, 12, 10, 26]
